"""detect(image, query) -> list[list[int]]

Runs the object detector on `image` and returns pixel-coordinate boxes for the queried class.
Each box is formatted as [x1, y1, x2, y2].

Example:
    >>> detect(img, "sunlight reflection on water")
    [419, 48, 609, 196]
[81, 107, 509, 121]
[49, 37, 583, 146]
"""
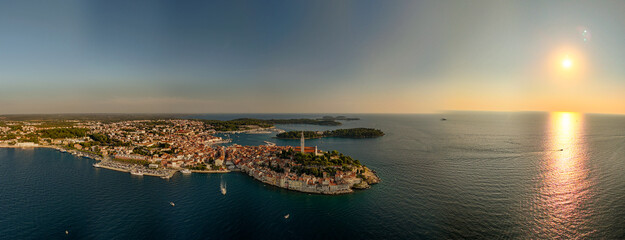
[533, 112, 593, 239]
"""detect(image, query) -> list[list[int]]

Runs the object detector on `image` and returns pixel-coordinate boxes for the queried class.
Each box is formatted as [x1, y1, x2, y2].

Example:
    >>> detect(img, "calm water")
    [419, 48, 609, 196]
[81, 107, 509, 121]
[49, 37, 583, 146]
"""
[2, 113, 625, 239]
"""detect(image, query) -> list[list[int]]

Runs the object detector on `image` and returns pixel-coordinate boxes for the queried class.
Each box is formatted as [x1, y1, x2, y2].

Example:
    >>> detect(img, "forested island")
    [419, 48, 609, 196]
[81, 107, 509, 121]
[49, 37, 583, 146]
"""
[276, 128, 385, 139]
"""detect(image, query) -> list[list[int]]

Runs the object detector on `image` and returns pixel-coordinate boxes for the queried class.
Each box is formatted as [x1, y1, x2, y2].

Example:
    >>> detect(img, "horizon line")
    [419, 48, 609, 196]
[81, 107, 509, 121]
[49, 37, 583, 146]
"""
[1, 110, 624, 116]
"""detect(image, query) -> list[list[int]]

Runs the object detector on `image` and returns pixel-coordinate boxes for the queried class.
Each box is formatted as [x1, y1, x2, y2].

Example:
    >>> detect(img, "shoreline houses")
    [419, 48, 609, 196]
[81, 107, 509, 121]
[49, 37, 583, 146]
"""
[0, 119, 374, 194]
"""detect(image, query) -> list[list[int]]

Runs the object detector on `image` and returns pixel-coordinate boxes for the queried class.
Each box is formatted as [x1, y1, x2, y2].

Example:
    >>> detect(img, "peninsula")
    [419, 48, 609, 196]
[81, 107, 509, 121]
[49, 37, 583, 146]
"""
[0, 116, 380, 194]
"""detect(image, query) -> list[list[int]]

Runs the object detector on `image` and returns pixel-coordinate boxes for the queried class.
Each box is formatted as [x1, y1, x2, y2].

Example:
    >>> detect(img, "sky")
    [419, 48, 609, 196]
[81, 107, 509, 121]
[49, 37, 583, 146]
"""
[1, 0, 625, 114]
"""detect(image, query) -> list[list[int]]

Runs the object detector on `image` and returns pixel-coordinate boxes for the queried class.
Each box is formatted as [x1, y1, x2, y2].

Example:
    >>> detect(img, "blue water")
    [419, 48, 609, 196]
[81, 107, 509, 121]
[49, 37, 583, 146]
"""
[2, 113, 625, 239]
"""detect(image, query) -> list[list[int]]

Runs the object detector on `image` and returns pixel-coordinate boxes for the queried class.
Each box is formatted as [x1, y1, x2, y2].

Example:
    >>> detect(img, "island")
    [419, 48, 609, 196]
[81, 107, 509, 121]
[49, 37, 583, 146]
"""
[276, 128, 385, 139]
[0, 116, 380, 194]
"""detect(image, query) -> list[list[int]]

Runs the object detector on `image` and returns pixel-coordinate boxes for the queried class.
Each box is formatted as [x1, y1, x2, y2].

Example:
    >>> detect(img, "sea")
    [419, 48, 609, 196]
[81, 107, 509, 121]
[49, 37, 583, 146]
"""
[1, 112, 625, 239]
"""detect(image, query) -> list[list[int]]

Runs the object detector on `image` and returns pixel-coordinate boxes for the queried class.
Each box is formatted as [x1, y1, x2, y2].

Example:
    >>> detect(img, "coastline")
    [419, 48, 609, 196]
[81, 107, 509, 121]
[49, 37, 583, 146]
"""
[1, 144, 379, 195]
[243, 170, 354, 195]
[218, 126, 285, 134]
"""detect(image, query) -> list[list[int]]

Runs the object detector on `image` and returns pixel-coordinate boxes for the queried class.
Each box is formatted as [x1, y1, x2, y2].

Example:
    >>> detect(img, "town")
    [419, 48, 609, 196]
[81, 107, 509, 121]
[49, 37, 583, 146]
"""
[0, 119, 380, 194]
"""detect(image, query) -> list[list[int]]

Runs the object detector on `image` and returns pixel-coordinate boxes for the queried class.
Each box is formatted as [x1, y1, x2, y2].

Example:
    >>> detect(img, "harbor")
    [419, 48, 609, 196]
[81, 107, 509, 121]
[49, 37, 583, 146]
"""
[93, 160, 177, 179]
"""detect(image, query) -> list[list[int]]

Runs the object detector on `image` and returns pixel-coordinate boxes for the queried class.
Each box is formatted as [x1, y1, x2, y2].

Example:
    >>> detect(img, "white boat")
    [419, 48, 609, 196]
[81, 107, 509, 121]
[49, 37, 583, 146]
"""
[130, 170, 143, 176]
[92, 163, 100, 167]
[170, 202, 175, 207]
[220, 182, 227, 195]
[284, 214, 290, 219]
[180, 169, 192, 174]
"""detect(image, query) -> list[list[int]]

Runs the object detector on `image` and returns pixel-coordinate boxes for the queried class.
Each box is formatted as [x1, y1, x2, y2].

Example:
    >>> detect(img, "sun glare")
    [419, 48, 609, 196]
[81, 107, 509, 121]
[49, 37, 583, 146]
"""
[562, 58, 572, 69]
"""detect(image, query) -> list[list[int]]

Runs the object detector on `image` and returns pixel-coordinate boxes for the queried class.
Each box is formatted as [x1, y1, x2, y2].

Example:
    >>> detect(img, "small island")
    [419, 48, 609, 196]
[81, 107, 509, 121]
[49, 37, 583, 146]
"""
[276, 128, 385, 139]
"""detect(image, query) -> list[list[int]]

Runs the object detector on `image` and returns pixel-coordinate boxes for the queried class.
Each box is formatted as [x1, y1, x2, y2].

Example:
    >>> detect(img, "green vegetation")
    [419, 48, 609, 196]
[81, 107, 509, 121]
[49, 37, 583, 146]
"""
[38, 128, 89, 139]
[276, 128, 384, 139]
[88, 133, 109, 143]
[199, 118, 273, 131]
[88, 133, 131, 146]
[276, 131, 323, 139]
[189, 164, 208, 170]
[152, 142, 171, 149]
[325, 128, 384, 138]
[133, 147, 151, 156]
[198, 118, 343, 131]
[19, 133, 39, 143]
[0, 133, 17, 140]
[292, 166, 323, 177]
[279, 148, 361, 178]
[289, 151, 361, 167]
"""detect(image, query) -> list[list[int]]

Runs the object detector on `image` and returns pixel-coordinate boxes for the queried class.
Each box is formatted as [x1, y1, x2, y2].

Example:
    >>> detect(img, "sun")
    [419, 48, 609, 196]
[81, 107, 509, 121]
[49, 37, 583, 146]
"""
[562, 57, 572, 69]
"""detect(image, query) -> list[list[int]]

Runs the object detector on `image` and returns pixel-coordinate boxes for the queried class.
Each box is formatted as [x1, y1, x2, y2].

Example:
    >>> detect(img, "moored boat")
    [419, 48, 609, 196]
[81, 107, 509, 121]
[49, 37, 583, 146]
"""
[220, 182, 227, 195]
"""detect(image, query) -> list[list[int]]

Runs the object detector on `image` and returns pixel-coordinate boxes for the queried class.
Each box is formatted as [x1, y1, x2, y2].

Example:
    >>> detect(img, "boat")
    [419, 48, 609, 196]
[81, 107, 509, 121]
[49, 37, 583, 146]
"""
[92, 163, 100, 168]
[130, 170, 143, 176]
[170, 202, 175, 207]
[284, 214, 290, 219]
[263, 141, 276, 146]
[220, 182, 227, 195]
[65, 230, 69, 235]
[180, 169, 192, 174]
[441, 118, 447, 121]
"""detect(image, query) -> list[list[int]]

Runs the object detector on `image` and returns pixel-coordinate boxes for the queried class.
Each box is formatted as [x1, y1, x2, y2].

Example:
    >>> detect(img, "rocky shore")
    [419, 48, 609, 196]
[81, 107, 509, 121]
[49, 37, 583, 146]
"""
[352, 167, 381, 190]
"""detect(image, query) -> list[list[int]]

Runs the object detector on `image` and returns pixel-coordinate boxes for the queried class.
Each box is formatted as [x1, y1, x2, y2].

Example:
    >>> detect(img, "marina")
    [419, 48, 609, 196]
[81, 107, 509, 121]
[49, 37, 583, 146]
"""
[93, 160, 177, 179]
